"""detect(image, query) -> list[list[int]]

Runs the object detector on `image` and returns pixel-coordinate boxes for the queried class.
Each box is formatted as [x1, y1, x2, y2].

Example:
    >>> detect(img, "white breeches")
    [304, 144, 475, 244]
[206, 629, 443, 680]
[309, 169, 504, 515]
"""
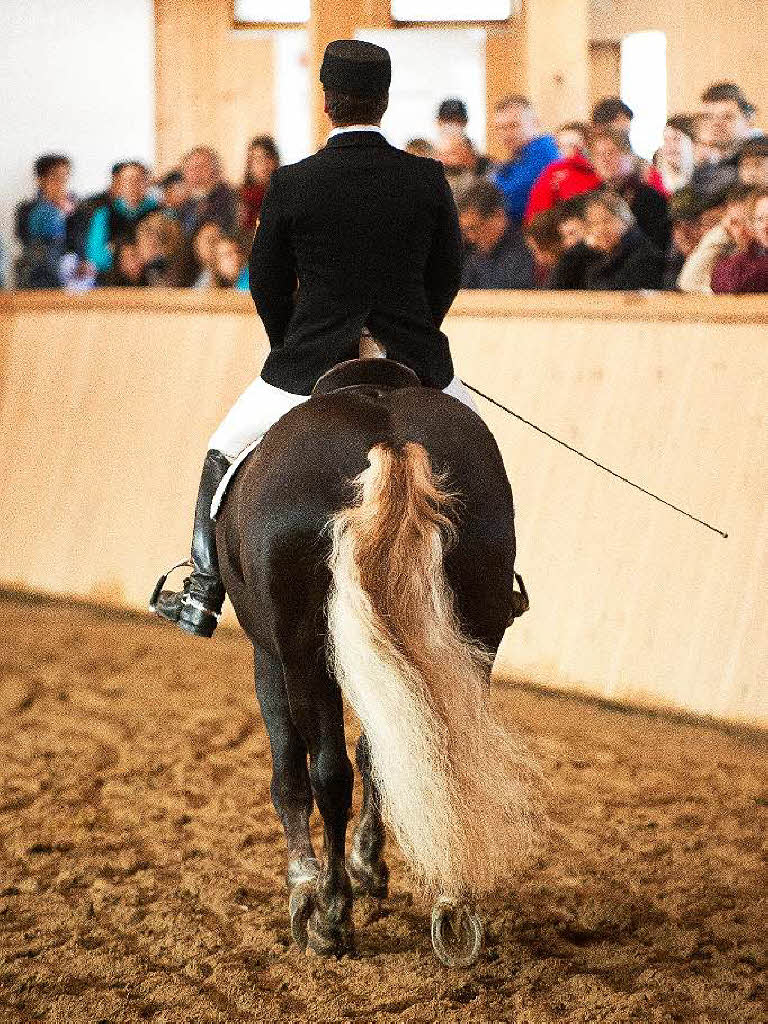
[208, 374, 478, 462]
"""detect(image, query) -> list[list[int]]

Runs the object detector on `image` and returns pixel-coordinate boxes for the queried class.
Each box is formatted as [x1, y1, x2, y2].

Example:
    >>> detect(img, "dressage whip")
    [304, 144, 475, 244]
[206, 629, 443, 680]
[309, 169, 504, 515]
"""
[462, 381, 729, 539]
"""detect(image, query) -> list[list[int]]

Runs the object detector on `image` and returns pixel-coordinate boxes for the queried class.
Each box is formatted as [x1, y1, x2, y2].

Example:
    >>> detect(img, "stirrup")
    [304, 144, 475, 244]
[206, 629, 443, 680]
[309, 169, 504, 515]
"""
[149, 559, 193, 612]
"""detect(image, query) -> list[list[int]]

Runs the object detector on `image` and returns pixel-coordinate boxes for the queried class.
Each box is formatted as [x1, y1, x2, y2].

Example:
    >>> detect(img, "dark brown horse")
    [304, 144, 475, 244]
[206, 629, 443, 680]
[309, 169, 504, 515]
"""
[216, 359, 541, 966]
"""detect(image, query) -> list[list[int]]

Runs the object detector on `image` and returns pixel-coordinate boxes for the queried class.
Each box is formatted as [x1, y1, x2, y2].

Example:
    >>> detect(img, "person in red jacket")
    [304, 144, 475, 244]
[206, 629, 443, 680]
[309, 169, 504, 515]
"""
[524, 146, 601, 221]
[711, 189, 768, 293]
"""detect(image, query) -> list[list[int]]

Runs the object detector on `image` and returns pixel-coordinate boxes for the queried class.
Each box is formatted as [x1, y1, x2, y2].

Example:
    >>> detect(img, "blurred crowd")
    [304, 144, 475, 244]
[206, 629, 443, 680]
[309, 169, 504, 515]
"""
[8, 80, 768, 296]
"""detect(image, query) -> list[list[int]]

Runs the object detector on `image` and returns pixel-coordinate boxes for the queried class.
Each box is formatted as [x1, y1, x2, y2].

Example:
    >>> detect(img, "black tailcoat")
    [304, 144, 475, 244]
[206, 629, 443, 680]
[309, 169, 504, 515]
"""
[249, 131, 463, 396]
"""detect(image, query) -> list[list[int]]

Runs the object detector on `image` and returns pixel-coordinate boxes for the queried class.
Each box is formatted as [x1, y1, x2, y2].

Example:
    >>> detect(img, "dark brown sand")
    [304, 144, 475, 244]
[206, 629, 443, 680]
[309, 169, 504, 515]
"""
[0, 595, 765, 1024]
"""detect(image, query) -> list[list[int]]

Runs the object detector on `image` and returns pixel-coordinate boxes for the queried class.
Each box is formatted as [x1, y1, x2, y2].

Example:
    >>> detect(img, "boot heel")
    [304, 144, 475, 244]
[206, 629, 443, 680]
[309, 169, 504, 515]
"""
[178, 600, 220, 638]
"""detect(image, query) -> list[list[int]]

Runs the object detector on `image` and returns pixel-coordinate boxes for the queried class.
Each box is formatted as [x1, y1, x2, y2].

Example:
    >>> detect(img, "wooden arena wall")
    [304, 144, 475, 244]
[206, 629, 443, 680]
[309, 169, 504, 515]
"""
[0, 290, 765, 728]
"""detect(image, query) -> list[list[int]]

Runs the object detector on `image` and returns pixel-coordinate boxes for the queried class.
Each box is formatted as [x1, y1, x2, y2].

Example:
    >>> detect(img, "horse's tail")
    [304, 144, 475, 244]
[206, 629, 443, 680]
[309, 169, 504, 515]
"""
[327, 441, 544, 900]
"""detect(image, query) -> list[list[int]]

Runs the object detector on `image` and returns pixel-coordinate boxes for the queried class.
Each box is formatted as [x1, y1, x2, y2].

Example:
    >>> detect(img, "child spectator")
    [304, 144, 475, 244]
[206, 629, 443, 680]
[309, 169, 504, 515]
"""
[239, 136, 280, 234]
[457, 180, 535, 289]
[212, 234, 249, 290]
[711, 189, 768, 294]
[589, 129, 671, 252]
[99, 239, 144, 287]
[85, 161, 158, 273]
[582, 190, 665, 290]
[191, 220, 222, 289]
[134, 211, 195, 287]
[489, 95, 559, 224]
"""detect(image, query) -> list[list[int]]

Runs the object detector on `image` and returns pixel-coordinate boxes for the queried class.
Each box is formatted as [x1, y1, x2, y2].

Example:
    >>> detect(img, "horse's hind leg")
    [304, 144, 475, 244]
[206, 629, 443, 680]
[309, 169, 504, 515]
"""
[348, 734, 389, 900]
[253, 645, 318, 888]
[283, 654, 354, 957]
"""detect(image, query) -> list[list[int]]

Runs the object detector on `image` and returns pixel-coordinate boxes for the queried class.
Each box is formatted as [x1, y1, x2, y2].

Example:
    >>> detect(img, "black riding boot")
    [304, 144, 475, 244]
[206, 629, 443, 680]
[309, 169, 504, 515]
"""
[150, 449, 231, 637]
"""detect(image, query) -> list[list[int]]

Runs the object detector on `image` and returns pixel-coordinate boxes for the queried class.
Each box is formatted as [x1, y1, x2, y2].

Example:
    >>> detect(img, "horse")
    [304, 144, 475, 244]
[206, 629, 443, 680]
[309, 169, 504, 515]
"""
[215, 357, 543, 966]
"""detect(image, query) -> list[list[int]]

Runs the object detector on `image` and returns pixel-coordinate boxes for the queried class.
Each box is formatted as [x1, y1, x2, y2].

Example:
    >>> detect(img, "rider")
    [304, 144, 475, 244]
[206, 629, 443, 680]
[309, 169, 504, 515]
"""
[152, 39, 478, 638]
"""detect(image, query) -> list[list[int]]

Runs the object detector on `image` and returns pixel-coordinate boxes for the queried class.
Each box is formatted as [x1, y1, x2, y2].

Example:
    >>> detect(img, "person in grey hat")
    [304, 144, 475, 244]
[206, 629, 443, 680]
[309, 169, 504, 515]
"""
[153, 38, 471, 638]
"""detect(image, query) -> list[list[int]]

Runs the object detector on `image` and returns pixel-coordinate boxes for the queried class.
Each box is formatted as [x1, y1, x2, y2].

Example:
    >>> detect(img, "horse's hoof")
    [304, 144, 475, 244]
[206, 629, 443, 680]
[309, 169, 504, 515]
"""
[289, 880, 315, 950]
[431, 897, 484, 968]
[347, 848, 389, 900]
[306, 909, 355, 958]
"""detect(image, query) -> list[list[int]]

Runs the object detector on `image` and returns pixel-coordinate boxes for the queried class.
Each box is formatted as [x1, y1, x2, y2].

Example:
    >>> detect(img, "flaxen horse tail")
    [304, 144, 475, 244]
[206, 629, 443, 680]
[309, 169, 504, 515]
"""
[327, 441, 544, 900]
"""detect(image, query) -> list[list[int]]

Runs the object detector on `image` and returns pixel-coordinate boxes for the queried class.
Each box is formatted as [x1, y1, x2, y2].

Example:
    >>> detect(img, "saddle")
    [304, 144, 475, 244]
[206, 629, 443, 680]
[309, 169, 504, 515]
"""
[312, 357, 421, 398]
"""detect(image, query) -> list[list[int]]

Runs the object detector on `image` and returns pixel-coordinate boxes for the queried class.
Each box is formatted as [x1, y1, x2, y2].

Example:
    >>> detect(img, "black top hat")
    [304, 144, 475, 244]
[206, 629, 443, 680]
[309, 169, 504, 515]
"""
[320, 39, 391, 97]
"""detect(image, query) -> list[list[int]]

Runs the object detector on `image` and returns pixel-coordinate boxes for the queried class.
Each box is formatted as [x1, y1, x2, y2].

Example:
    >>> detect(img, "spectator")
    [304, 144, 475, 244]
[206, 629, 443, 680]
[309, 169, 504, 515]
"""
[583, 190, 665, 290]
[16, 154, 75, 288]
[691, 82, 758, 194]
[523, 208, 563, 286]
[434, 98, 491, 175]
[524, 130, 601, 221]
[489, 95, 559, 224]
[159, 170, 188, 218]
[592, 97, 633, 135]
[589, 128, 671, 252]
[548, 197, 602, 290]
[66, 161, 124, 259]
[134, 211, 195, 287]
[457, 180, 535, 289]
[85, 161, 158, 273]
[405, 138, 435, 158]
[699, 82, 758, 157]
[692, 116, 728, 168]
[191, 220, 222, 289]
[711, 189, 768, 294]
[240, 136, 280, 234]
[556, 121, 590, 160]
[592, 95, 667, 195]
[99, 239, 144, 287]
[663, 186, 709, 289]
[436, 97, 469, 144]
[677, 183, 752, 293]
[179, 146, 238, 237]
[212, 234, 250, 291]
[656, 115, 696, 193]
[436, 136, 483, 200]
[736, 136, 768, 188]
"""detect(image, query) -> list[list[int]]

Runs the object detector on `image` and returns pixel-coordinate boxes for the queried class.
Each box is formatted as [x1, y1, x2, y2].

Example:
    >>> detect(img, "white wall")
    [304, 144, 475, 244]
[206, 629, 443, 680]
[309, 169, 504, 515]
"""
[0, 0, 155, 281]
[358, 28, 487, 153]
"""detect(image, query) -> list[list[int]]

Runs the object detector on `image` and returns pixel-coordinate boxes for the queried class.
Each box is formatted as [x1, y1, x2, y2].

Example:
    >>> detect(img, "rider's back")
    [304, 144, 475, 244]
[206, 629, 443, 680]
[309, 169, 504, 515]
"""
[250, 134, 462, 396]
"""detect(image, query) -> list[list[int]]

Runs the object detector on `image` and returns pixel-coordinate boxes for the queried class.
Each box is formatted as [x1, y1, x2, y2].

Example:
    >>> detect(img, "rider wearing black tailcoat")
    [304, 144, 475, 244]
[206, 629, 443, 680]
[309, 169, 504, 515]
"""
[152, 39, 464, 637]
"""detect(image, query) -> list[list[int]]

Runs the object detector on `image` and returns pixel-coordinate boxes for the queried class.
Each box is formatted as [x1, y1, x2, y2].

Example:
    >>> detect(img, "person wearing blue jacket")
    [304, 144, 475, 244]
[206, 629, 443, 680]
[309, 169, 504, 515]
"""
[85, 161, 158, 273]
[489, 95, 559, 224]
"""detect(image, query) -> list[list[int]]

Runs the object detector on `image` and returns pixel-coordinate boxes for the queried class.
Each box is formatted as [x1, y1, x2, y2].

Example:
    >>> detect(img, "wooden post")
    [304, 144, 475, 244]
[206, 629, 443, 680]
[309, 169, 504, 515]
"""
[308, 0, 358, 152]
[486, 0, 590, 161]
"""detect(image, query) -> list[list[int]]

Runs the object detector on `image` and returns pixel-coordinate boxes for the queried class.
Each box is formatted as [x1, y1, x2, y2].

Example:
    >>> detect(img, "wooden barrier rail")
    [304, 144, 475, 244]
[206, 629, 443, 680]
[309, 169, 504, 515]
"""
[0, 289, 766, 727]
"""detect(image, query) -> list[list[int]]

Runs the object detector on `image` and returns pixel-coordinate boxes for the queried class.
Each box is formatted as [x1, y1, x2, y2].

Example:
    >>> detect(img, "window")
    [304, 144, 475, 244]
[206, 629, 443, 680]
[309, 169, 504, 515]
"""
[234, 0, 309, 25]
[620, 31, 667, 161]
[391, 0, 513, 21]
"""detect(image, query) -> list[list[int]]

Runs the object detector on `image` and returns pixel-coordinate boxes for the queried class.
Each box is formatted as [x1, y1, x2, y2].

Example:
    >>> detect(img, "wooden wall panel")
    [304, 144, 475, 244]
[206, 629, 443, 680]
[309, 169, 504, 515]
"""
[154, 0, 275, 181]
[590, 0, 767, 122]
[0, 290, 766, 728]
